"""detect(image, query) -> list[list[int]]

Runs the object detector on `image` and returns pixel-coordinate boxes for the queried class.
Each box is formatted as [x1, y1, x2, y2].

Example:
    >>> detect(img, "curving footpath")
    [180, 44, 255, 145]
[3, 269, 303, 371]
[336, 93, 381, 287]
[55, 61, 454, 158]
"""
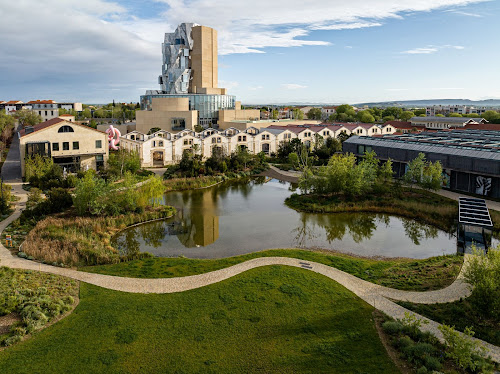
[1, 181, 499, 363]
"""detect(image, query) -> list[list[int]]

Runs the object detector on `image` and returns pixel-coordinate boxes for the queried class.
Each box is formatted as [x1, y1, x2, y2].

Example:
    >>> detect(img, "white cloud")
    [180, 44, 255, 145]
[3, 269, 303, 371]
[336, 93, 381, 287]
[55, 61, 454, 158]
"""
[282, 84, 307, 90]
[249, 86, 264, 91]
[219, 80, 239, 90]
[0, 0, 488, 101]
[151, 0, 486, 54]
[401, 45, 465, 54]
[311, 22, 382, 30]
[445, 9, 483, 17]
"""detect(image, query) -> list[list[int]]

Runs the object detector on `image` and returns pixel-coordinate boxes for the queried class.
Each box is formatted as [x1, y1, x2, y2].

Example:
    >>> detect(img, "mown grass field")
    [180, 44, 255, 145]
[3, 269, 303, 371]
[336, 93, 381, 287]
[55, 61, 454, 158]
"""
[0, 266, 399, 374]
[83, 249, 463, 291]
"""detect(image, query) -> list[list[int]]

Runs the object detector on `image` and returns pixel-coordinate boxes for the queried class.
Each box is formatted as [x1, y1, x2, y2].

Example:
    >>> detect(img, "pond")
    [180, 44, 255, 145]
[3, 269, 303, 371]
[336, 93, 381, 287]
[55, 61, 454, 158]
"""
[113, 178, 458, 259]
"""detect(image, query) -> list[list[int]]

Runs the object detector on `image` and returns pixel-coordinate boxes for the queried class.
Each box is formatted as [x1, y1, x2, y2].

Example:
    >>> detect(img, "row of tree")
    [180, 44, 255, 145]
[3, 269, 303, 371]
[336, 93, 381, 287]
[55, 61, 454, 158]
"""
[165, 146, 268, 178]
[306, 105, 426, 123]
[298, 151, 443, 197]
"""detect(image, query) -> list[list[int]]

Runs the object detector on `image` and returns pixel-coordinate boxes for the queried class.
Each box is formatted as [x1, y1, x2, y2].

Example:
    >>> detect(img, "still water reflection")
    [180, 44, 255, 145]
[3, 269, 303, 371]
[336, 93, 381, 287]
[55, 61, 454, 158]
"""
[112, 178, 457, 259]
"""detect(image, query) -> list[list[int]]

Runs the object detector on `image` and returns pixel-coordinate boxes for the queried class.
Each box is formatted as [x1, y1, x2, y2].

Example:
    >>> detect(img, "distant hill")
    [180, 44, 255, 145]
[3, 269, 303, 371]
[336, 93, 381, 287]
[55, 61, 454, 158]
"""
[354, 99, 500, 108]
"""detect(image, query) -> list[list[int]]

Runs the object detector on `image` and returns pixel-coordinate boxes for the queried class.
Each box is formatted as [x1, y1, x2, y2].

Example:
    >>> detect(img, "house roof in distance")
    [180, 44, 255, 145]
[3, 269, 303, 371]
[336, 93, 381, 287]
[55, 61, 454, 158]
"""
[19, 118, 105, 137]
[26, 100, 56, 104]
[410, 116, 487, 124]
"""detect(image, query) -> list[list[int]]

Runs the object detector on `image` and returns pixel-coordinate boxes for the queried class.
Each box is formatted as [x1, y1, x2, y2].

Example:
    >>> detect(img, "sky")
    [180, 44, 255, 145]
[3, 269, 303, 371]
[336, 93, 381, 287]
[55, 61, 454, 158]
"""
[0, 0, 499, 104]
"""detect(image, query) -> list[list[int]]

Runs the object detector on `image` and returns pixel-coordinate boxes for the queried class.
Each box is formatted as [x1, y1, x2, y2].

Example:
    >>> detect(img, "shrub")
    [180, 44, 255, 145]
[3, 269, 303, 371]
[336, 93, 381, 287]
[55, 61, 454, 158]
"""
[423, 355, 442, 371]
[438, 324, 492, 372]
[395, 336, 413, 349]
[382, 321, 403, 335]
[463, 246, 500, 320]
[400, 312, 428, 338]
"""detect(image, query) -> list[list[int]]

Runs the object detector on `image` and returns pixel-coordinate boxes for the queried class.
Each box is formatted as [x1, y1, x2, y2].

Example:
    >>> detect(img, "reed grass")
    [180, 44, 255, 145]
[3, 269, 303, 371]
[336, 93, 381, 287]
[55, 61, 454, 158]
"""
[21, 206, 175, 266]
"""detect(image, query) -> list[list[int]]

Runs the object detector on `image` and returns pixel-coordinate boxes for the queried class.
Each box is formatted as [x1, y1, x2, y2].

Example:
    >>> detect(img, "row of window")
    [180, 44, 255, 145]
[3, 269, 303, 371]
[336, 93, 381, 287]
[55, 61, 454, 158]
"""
[52, 140, 102, 151]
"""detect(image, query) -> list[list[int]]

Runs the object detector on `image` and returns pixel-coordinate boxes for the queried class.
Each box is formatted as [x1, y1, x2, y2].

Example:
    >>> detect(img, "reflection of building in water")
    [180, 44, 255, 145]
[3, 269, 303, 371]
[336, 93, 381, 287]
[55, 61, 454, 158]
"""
[176, 188, 219, 247]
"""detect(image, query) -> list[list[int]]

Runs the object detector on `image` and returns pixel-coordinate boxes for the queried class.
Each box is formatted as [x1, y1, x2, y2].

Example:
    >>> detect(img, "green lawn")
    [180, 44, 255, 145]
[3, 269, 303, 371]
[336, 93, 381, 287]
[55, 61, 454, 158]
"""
[83, 249, 463, 291]
[0, 266, 399, 374]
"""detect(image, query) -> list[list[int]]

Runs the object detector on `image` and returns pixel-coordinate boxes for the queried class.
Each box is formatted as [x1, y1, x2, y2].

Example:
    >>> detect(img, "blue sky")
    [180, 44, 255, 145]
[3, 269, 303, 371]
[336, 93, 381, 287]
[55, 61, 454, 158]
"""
[0, 0, 499, 104]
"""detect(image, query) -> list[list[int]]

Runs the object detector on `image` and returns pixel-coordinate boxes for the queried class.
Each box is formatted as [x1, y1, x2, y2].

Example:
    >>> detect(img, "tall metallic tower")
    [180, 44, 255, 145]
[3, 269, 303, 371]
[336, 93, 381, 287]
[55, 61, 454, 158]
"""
[158, 23, 219, 94]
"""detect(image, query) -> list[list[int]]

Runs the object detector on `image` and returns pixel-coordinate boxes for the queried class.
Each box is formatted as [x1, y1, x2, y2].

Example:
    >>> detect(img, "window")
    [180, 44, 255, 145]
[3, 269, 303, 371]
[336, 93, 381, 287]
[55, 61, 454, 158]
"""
[63, 142, 69, 150]
[159, 141, 164, 147]
[212, 138, 216, 144]
[130, 135, 135, 140]
[262, 134, 266, 140]
[51, 111, 54, 116]
[238, 136, 242, 141]
[73, 141, 79, 150]
[184, 140, 188, 145]
[357, 145, 365, 154]
[45, 111, 48, 116]
[95, 140, 102, 148]
[217, 137, 221, 143]
[243, 136, 246, 141]
[52, 143, 59, 151]
[58, 125, 74, 133]
[171, 118, 186, 130]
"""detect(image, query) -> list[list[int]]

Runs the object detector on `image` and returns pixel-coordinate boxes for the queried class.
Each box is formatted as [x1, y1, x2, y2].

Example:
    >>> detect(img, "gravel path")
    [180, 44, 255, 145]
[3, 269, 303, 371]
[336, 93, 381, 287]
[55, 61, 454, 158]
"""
[0, 171, 499, 362]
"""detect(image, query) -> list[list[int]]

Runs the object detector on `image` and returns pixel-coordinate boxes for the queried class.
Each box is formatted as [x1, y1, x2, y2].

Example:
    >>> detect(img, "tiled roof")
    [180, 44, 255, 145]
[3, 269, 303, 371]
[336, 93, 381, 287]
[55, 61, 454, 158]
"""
[410, 116, 486, 124]
[26, 100, 56, 104]
[19, 118, 106, 137]
[58, 114, 74, 117]
[383, 120, 413, 129]
[5, 101, 23, 104]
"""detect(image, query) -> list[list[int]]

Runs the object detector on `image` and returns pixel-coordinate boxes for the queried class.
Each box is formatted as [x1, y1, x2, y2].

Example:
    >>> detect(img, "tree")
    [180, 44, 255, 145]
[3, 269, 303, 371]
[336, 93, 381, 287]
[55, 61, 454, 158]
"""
[414, 108, 426, 116]
[404, 153, 443, 191]
[73, 172, 109, 215]
[482, 110, 500, 123]
[14, 110, 42, 127]
[382, 115, 395, 122]
[382, 107, 403, 119]
[107, 149, 141, 178]
[271, 109, 279, 120]
[400, 111, 415, 121]
[463, 246, 500, 319]
[306, 108, 322, 120]
[356, 110, 375, 123]
[138, 175, 166, 207]
[26, 188, 43, 210]
[334, 104, 354, 114]
[292, 108, 304, 120]
[448, 113, 462, 117]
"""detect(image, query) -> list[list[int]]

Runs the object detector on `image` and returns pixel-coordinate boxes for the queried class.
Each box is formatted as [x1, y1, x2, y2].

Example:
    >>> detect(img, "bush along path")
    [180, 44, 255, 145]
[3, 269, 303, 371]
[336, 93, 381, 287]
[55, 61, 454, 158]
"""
[1, 181, 500, 364]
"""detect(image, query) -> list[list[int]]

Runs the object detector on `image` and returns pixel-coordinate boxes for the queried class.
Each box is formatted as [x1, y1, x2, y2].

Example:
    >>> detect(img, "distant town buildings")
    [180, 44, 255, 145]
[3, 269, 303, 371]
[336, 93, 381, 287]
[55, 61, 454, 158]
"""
[0, 100, 82, 122]
[343, 130, 500, 198]
[18, 118, 108, 177]
[425, 105, 493, 117]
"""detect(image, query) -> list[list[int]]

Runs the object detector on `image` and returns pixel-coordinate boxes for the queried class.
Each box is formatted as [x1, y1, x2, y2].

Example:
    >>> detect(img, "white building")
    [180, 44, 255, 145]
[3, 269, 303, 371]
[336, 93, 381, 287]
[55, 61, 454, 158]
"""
[121, 122, 396, 167]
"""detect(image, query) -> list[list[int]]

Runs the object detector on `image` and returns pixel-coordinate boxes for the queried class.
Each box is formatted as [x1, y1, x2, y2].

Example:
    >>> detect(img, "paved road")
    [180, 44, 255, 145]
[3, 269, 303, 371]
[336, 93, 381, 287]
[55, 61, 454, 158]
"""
[146, 168, 167, 177]
[1, 126, 22, 182]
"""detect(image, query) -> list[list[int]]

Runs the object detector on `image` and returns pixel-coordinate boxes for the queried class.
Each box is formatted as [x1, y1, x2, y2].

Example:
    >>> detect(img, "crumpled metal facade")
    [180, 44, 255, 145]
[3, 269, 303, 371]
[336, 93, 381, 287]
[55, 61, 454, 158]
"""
[158, 23, 196, 94]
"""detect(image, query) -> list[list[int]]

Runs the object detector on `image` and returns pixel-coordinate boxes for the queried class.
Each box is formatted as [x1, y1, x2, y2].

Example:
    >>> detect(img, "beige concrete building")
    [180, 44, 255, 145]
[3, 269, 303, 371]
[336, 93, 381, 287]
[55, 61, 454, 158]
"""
[136, 98, 198, 133]
[18, 118, 108, 177]
[138, 23, 258, 132]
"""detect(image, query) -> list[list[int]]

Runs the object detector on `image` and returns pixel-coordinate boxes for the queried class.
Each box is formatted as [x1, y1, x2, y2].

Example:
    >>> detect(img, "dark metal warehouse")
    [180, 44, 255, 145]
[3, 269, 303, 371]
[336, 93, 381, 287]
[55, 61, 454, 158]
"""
[343, 130, 500, 198]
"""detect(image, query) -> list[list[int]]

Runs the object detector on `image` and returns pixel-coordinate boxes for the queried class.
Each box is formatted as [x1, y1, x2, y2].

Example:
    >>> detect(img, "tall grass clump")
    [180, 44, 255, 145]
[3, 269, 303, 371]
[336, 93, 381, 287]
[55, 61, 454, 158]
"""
[21, 206, 175, 266]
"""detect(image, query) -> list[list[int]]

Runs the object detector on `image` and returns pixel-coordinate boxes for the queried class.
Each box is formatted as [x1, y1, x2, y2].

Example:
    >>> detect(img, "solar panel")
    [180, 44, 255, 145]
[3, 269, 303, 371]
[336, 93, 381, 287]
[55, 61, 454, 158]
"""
[458, 197, 493, 228]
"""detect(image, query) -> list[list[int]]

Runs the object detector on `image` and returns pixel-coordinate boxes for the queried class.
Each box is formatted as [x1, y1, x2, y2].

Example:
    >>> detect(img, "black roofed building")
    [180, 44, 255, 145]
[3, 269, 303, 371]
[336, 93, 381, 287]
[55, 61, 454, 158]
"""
[343, 130, 500, 198]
